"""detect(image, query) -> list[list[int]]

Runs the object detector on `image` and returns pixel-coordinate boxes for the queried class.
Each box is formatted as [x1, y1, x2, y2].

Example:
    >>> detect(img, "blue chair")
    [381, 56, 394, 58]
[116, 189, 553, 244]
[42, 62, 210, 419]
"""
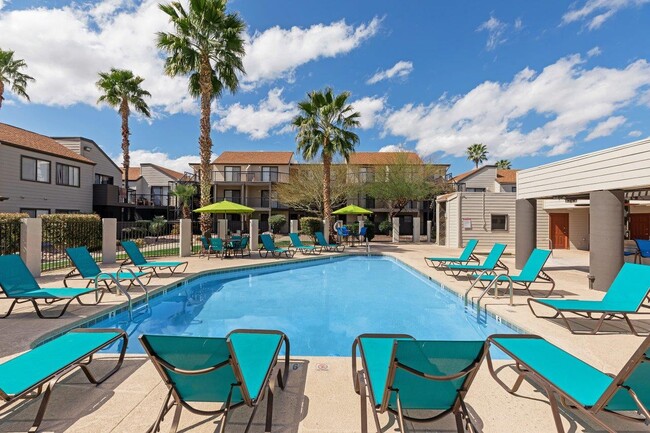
[64, 247, 151, 289]
[315, 231, 345, 252]
[425, 239, 480, 269]
[634, 239, 650, 263]
[444, 243, 509, 277]
[259, 234, 295, 258]
[121, 240, 188, 277]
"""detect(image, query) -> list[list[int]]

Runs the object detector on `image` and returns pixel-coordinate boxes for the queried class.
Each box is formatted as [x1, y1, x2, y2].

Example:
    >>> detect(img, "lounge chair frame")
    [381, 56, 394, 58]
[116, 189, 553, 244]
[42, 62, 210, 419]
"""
[486, 333, 650, 433]
[443, 244, 509, 278]
[120, 241, 188, 277]
[198, 236, 221, 259]
[259, 235, 295, 259]
[63, 247, 153, 289]
[0, 289, 104, 319]
[0, 328, 127, 433]
[141, 329, 290, 433]
[315, 232, 345, 252]
[424, 240, 481, 269]
[289, 233, 322, 255]
[352, 333, 484, 433]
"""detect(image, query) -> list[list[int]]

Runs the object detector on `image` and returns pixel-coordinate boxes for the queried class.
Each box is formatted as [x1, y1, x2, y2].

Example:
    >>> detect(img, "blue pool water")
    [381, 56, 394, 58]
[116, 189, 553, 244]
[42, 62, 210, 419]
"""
[89, 256, 517, 355]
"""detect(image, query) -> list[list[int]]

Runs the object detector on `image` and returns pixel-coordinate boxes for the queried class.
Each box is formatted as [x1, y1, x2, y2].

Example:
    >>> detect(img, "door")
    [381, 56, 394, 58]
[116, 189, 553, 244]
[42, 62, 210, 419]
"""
[549, 213, 569, 249]
[630, 214, 650, 239]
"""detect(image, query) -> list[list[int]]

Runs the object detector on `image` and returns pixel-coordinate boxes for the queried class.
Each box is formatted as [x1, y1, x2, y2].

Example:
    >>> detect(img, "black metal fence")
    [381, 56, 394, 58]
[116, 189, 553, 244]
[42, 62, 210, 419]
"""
[41, 219, 102, 271]
[0, 220, 21, 256]
[117, 220, 181, 260]
[191, 221, 203, 253]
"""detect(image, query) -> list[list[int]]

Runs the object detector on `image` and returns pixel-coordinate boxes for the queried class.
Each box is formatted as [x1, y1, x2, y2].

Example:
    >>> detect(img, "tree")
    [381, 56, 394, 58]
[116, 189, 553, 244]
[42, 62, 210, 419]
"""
[171, 183, 197, 219]
[466, 143, 488, 169]
[158, 0, 246, 236]
[496, 159, 512, 169]
[292, 88, 360, 240]
[96, 69, 151, 192]
[268, 215, 286, 237]
[276, 164, 349, 217]
[0, 49, 34, 109]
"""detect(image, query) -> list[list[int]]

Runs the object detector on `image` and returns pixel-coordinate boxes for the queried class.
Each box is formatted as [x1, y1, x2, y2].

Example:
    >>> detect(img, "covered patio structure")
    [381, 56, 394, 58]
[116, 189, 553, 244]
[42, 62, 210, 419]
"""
[516, 137, 650, 291]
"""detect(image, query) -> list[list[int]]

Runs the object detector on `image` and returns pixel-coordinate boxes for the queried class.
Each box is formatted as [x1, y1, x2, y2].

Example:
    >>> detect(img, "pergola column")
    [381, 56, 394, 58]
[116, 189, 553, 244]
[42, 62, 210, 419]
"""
[515, 199, 537, 269]
[590, 190, 624, 291]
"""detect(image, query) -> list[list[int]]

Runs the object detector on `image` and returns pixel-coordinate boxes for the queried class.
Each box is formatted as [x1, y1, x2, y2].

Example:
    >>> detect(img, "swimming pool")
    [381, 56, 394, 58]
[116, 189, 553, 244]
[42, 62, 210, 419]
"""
[89, 256, 518, 355]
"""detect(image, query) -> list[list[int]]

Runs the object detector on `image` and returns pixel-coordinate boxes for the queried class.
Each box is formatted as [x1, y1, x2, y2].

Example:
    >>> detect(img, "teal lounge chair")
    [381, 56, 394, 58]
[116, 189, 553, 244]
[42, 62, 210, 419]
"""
[199, 236, 215, 258]
[425, 239, 480, 269]
[0, 255, 104, 319]
[231, 235, 250, 257]
[121, 241, 188, 277]
[528, 262, 650, 335]
[444, 243, 509, 277]
[64, 246, 151, 289]
[352, 334, 486, 433]
[0, 328, 127, 432]
[468, 248, 555, 297]
[259, 233, 295, 258]
[289, 233, 322, 255]
[487, 333, 650, 433]
[140, 329, 290, 433]
[315, 231, 345, 252]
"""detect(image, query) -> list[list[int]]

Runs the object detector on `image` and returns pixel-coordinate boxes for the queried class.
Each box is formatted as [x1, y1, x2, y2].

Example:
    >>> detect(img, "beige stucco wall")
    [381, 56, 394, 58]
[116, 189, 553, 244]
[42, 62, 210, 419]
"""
[457, 192, 516, 253]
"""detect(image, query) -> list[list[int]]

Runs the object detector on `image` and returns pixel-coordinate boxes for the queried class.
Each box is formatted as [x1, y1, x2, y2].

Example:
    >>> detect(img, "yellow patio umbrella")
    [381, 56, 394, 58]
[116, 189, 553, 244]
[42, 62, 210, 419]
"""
[193, 200, 254, 214]
[332, 204, 373, 215]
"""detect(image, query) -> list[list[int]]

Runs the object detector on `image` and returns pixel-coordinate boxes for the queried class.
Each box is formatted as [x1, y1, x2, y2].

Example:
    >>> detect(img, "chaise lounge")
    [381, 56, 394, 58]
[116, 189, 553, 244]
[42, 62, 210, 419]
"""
[444, 243, 509, 277]
[259, 233, 295, 258]
[425, 239, 480, 269]
[289, 233, 322, 255]
[64, 246, 152, 289]
[315, 231, 345, 252]
[121, 240, 188, 277]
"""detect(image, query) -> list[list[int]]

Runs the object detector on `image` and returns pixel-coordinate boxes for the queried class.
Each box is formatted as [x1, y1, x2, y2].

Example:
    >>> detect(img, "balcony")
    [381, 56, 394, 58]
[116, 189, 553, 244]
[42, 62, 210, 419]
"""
[211, 170, 290, 184]
[93, 184, 175, 208]
[213, 196, 289, 210]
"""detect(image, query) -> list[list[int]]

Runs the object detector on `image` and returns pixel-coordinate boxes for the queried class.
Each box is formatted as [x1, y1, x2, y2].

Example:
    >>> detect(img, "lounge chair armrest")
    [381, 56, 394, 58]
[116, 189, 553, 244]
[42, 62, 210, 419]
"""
[155, 357, 231, 375]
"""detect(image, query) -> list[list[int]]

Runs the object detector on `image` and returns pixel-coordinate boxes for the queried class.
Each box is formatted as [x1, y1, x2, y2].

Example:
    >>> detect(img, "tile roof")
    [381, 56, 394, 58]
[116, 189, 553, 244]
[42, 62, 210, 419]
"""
[213, 151, 294, 165]
[348, 152, 422, 165]
[126, 167, 141, 180]
[0, 123, 94, 164]
[451, 167, 480, 183]
[496, 169, 518, 184]
[122, 164, 185, 181]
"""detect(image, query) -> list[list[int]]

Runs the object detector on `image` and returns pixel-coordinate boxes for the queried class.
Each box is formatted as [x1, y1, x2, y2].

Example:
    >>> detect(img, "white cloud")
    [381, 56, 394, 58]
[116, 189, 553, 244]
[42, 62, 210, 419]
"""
[367, 61, 413, 85]
[587, 46, 602, 57]
[242, 17, 381, 88]
[378, 144, 406, 152]
[628, 130, 643, 137]
[383, 54, 650, 159]
[214, 88, 298, 139]
[477, 16, 508, 51]
[585, 115, 626, 140]
[514, 18, 524, 30]
[563, 0, 650, 30]
[0, 1, 6, 11]
[112, 149, 217, 174]
[350, 96, 386, 129]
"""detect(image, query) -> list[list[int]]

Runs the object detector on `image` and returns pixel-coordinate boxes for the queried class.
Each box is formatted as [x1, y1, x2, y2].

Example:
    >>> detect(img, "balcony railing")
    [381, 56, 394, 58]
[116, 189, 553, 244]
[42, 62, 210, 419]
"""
[211, 170, 290, 183]
[93, 184, 175, 207]
[212, 196, 289, 210]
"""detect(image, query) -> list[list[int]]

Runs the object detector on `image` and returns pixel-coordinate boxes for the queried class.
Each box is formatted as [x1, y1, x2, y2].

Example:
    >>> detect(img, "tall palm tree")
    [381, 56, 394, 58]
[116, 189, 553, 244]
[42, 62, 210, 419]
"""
[158, 0, 246, 235]
[466, 143, 489, 169]
[293, 88, 360, 240]
[171, 183, 197, 219]
[0, 49, 35, 109]
[96, 69, 151, 193]
[496, 159, 512, 169]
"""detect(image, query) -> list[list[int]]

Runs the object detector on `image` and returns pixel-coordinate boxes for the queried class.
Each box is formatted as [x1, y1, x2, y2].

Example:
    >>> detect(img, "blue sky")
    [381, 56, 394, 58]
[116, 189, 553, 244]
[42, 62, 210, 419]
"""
[1, 0, 649, 175]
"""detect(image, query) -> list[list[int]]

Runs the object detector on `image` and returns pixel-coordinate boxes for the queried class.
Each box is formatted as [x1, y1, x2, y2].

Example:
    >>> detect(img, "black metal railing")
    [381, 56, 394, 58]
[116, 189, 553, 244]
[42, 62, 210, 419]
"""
[41, 219, 102, 271]
[0, 220, 21, 256]
[117, 220, 181, 260]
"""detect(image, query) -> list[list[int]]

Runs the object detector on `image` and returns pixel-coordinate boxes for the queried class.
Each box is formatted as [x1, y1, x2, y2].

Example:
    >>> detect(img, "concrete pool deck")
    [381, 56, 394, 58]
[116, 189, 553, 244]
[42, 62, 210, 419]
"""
[0, 243, 648, 432]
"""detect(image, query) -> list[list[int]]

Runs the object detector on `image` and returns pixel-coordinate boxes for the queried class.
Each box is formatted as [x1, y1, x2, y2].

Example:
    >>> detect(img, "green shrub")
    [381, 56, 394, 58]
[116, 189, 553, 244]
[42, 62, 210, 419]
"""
[0, 213, 27, 255]
[41, 213, 102, 252]
[378, 219, 392, 235]
[268, 215, 287, 235]
[300, 217, 322, 242]
[149, 216, 168, 238]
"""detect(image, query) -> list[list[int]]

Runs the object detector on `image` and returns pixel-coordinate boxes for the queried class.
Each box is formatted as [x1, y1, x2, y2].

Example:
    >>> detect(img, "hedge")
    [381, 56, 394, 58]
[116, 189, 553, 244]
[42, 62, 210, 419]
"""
[41, 213, 102, 252]
[0, 213, 27, 255]
[300, 217, 322, 242]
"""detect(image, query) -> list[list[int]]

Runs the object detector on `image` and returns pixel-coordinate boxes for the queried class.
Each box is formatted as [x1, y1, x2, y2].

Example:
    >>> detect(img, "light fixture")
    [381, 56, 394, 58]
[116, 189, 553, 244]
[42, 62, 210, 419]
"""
[83, 146, 92, 151]
[0, 196, 8, 202]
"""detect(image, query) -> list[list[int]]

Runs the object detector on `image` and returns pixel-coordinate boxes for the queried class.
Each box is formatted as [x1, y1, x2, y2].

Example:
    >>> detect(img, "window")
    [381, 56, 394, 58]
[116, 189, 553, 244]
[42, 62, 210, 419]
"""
[94, 174, 114, 185]
[20, 208, 50, 218]
[223, 189, 241, 203]
[261, 190, 270, 208]
[261, 166, 279, 182]
[151, 186, 169, 206]
[55, 209, 80, 214]
[466, 187, 486, 192]
[511, 186, 517, 192]
[21, 157, 50, 183]
[56, 163, 80, 187]
[224, 166, 241, 182]
[491, 214, 508, 231]
[365, 195, 376, 208]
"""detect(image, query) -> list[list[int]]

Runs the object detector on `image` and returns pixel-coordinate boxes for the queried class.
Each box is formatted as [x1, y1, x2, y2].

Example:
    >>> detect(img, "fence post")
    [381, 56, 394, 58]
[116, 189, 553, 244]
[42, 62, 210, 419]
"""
[102, 218, 117, 264]
[290, 219, 298, 233]
[250, 219, 259, 250]
[413, 217, 421, 243]
[20, 218, 42, 277]
[427, 220, 432, 243]
[179, 219, 192, 257]
[392, 217, 400, 243]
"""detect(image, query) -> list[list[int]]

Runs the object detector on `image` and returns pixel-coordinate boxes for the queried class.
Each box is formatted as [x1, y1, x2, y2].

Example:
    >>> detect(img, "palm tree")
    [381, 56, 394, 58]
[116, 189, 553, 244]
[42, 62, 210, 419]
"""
[0, 49, 35, 109]
[496, 159, 512, 169]
[293, 88, 360, 240]
[466, 143, 489, 169]
[158, 0, 246, 235]
[171, 183, 197, 219]
[96, 69, 151, 193]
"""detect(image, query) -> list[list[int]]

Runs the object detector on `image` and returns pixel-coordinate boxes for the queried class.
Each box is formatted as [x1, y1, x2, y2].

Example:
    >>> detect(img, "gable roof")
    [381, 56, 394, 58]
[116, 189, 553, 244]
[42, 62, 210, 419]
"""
[452, 167, 481, 183]
[0, 123, 94, 164]
[122, 164, 184, 181]
[348, 152, 422, 165]
[126, 167, 141, 180]
[496, 169, 518, 184]
[213, 151, 293, 165]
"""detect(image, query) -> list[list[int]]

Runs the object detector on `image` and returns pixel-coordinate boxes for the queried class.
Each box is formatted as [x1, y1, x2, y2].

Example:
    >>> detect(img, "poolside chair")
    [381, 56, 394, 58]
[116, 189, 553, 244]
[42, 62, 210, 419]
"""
[315, 231, 345, 252]
[140, 329, 290, 433]
[425, 239, 480, 269]
[0, 255, 105, 319]
[444, 243, 509, 277]
[64, 246, 152, 289]
[486, 333, 650, 433]
[231, 235, 250, 258]
[289, 233, 322, 255]
[121, 241, 188, 277]
[259, 233, 295, 258]
[468, 248, 555, 297]
[0, 328, 127, 432]
[199, 236, 216, 258]
[352, 334, 486, 433]
[635, 239, 650, 264]
[210, 238, 226, 259]
[528, 262, 650, 335]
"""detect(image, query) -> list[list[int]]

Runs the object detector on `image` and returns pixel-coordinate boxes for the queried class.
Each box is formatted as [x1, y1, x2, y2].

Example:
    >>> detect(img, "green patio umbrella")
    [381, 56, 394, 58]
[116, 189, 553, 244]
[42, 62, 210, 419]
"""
[332, 204, 373, 215]
[193, 200, 254, 214]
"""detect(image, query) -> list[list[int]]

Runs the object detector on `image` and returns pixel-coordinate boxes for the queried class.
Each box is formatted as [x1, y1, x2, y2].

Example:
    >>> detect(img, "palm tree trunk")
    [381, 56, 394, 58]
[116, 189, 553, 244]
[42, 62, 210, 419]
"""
[0, 81, 4, 109]
[120, 99, 130, 198]
[198, 56, 213, 236]
[323, 150, 332, 241]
